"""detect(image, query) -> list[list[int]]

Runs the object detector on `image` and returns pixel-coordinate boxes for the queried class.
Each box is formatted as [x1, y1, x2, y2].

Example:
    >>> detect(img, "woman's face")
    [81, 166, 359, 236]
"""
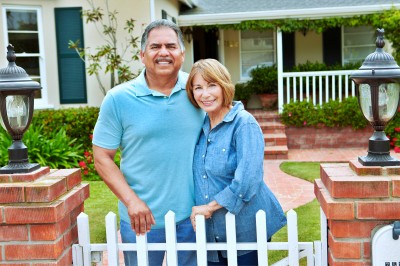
[192, 73, 224, 116]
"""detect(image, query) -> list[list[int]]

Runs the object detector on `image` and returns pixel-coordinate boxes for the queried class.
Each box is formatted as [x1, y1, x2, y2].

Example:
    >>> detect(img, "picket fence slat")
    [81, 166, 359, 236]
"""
[226, 213, 238, 266]
[195, 215, 207, 266]
[165, 211, 178, 265]
[256, 210, 268, 266]
[72, 209, 325, 266]
[105, 212, 119, 265]
[77, 213, 92, 266]
[287, 210, 299, 266]
[137, 234, 149, 265]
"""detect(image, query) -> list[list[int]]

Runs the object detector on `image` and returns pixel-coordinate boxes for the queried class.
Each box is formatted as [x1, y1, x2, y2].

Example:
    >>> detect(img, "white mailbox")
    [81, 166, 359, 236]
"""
[372, 222, 400, 265]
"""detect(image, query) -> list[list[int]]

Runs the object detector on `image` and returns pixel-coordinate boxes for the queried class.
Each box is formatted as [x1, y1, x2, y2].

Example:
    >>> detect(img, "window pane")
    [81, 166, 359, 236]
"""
[6, 9, 38, 31]
[241, 30, 274, 78]
[16, 57, 40, 76]
[343, 26, 374, 64]
[8, 33, 39, 53]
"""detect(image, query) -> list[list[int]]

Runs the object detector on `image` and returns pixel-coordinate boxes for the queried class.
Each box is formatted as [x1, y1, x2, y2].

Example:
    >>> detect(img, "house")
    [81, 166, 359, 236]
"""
[1, 0, 399, 109]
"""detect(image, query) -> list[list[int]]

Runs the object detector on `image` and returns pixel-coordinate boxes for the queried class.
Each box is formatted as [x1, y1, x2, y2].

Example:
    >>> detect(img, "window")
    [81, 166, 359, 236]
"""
[240, 30, 275, 79]
[343, 26, 375, 65]
[2, 6, 48, 108]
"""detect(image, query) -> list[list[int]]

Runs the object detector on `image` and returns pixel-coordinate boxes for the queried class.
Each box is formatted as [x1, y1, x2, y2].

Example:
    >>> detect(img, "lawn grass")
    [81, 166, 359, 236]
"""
[82, 181, 119, 243]
[268, 161, 322, 264]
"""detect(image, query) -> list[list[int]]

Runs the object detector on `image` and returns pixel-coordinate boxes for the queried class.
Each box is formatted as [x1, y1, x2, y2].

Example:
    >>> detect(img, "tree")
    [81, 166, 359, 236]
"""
[68, 0, 140, 95]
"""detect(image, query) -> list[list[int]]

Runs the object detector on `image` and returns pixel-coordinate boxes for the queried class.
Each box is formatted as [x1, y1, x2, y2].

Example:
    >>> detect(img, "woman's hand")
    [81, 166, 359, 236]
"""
[190, 201, 222, 231]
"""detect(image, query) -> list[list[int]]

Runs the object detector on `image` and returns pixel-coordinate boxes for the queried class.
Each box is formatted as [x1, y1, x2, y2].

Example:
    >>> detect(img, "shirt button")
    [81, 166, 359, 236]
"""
[222, 149, 226, 152]
[203, 175, 207, 179]
[216, 236, 219, 239]
[239, 194, 243, 198]
[202, 155, 205, 158]
[205, 195, 208, 199]
[164, 96, 167, 99]
[207, 139, 211, 142]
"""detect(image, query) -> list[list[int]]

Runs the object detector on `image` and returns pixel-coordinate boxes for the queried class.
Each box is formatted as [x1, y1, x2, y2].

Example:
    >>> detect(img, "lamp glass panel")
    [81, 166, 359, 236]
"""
[359, 83, 400, 123]
[5, 95, 29, 131]
[359, 83, 373, 122]
[380, 83, 400, 122]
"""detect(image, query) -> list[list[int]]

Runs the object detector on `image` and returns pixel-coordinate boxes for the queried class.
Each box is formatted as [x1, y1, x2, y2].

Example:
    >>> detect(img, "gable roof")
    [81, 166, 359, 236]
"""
[178, 0, 400, 26]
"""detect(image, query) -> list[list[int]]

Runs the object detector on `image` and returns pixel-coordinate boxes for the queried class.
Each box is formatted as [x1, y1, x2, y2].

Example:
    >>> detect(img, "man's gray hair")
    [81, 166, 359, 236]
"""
[141, 19, 185, 52]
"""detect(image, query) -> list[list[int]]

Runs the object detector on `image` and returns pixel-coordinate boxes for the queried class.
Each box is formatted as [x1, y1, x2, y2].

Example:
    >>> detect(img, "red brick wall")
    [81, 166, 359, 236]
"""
[286, 126, 372, 149]
[0, 167, 89, 265]
[315, 161, 400, 265]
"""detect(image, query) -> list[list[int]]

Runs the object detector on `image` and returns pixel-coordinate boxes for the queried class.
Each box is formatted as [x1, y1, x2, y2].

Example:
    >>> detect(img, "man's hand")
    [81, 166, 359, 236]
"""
[127, 198, 156, 235]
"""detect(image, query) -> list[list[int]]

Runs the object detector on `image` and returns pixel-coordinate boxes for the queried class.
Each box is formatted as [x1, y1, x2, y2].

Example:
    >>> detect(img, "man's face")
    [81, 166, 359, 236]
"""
[140, 27, 185, 79]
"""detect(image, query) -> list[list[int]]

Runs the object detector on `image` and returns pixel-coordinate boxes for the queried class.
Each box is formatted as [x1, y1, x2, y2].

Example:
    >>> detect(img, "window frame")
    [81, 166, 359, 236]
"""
[2, 5, 49, 109]
[342, 25, 375, 65]
[239, 29, 276, 80]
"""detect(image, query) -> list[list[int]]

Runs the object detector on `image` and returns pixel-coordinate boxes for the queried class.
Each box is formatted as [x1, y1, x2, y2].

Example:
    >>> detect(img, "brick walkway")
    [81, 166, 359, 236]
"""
[101, 147, 400, 265]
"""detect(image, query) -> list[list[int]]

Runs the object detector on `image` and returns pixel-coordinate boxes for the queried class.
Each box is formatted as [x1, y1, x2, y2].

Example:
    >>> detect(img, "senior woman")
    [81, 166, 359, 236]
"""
[186, 58, 287, 266]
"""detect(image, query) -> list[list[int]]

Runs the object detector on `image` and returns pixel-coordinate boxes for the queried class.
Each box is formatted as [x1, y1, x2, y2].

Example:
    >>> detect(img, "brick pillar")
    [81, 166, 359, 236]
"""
[0, 167, 89, 265]
[314, 160, 400, 265]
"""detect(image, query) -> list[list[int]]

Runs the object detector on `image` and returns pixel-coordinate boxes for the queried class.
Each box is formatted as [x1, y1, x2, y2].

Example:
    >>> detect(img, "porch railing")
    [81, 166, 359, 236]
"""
[72, 209, 328, 266]
[278, 70, 357, 112]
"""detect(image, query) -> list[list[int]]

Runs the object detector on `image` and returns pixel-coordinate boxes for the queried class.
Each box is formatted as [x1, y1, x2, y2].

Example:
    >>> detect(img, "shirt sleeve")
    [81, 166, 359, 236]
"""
[92, 92, 123, 150]
[213, 122, 265, 214]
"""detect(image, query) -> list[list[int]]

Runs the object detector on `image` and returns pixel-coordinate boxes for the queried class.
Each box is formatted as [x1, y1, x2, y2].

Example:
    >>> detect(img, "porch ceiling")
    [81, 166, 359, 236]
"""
[178, 0, 400, 26]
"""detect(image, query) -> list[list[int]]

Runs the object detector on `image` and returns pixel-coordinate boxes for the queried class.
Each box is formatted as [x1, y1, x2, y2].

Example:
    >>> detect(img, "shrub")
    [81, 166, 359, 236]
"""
[32, 107, 99, 150]
[280, 97, 368, 129]
[247, 65, 278, 94]
[0, 125, 83, 169]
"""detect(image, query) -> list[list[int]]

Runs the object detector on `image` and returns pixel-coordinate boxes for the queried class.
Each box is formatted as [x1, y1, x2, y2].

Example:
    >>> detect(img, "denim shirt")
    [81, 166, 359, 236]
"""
[193, 101, 287, 262]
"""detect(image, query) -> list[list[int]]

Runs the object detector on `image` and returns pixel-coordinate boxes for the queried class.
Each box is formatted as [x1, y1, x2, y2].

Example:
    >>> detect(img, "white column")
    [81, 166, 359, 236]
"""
[149, 0, 155, 21]
[277, 28, 284, 113]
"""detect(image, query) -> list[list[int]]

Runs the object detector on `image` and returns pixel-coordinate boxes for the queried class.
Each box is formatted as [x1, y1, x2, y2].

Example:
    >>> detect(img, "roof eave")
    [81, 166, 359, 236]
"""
[178, 4, 400, 26]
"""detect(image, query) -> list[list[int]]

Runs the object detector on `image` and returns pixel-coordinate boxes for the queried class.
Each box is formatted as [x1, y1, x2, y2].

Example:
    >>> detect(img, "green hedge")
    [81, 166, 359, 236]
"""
[281, 97, 400, 151]
[31, 106, 99, 150]
[280, 97, 368, 129]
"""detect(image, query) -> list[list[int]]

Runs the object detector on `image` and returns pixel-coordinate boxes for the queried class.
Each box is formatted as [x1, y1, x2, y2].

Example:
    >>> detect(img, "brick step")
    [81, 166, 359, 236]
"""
[259, 121, 286, 134]
[264, 145, 289, 160]
[249, 110, 281, 122]
[264, 133, 288, 146]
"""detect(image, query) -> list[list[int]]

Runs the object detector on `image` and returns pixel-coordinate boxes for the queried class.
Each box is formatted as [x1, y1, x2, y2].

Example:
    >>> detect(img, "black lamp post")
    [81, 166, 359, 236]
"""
[350, 29, 400, 166]
[0, 44, 42, 173]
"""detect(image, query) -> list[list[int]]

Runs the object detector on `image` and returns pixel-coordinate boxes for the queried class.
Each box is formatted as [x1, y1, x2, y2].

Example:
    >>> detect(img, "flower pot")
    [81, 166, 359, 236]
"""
[258, 93, 278, 110]
[246, 93, 263, 109]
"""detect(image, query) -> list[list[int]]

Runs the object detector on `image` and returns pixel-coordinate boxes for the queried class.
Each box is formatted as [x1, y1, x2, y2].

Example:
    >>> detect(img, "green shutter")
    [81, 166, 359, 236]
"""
[323, 28, 342, 66]
[55, 7, 87, 104]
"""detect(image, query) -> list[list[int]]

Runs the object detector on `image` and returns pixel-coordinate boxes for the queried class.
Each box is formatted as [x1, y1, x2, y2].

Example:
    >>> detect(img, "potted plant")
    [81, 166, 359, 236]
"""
[246, 65, 278, 109]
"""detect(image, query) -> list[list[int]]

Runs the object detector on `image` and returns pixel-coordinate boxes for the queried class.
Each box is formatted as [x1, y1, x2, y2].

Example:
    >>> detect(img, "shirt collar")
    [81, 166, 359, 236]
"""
[222, 101, 244, 122]
[203, 101, 244, 133]
[134, 69, 188, 97]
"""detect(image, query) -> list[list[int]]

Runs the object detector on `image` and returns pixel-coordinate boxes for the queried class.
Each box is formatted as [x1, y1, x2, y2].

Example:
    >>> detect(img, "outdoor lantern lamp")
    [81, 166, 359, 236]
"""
[0, 44, 42, 173]
[350, 28, 400, 166]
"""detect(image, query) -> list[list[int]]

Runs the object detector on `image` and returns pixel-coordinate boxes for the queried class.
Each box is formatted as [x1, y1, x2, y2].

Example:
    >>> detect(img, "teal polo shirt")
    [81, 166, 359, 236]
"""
[93, 70, 204, 228]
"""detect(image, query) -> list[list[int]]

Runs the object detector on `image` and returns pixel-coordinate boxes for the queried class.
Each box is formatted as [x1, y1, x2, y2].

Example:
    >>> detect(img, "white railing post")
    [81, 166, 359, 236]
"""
[106, 212, 119, 265]
[77, 212, 92, 266]
[287, 209, 299, 266]
[137, 234, 149, 265]
[195, 215, 207, 266]
[165, 211, 178, 266]
[256, 210, 268, 266]
[226, 212, 238, 266]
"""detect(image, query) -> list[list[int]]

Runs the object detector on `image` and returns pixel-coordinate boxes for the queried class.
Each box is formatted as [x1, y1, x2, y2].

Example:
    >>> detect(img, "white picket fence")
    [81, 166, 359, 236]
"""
[72, 209, 328, 266]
